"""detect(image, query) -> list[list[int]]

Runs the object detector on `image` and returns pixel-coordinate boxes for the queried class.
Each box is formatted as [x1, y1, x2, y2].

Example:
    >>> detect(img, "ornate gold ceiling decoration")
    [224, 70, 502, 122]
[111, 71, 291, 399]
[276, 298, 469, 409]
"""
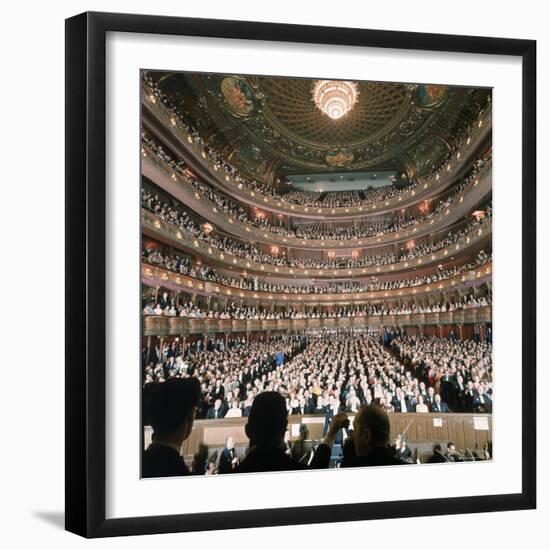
[148, 72, 490, 180]
[258, 77, 410, 148]
[312, 80, 359, 120]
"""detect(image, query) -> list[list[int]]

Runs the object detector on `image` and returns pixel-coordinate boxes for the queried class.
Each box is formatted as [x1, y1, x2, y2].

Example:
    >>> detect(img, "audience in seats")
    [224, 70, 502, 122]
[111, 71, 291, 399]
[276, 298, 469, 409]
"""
[143, 332, 492, 421]
[142, 246, 491, 296]
[141, 186, 491, 271]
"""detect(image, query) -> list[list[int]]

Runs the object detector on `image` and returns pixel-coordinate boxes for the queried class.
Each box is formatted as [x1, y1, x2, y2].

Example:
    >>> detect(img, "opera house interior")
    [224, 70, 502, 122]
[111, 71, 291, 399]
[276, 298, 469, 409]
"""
[140, 71, 493, 477]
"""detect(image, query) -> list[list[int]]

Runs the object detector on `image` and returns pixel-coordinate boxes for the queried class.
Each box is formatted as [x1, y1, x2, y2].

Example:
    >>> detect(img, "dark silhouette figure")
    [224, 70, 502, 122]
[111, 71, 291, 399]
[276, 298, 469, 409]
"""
[314, 405, 410, 468]
[236, 392, 308, 473]
[142, 377, 201, 478]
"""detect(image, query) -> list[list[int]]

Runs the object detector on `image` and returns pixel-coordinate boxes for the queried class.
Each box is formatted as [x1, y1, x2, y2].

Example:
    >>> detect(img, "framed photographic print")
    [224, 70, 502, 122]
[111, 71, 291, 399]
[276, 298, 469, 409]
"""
[65, 11, 536, 538]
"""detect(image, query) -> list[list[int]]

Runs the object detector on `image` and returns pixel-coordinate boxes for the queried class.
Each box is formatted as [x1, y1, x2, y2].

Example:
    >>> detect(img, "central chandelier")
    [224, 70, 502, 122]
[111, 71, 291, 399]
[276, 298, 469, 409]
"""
[312, 80, 359, 120]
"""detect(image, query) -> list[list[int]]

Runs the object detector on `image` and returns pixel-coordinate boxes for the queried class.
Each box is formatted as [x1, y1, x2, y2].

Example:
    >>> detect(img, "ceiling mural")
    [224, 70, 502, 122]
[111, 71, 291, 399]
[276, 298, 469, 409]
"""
[147, 72, 491, 183]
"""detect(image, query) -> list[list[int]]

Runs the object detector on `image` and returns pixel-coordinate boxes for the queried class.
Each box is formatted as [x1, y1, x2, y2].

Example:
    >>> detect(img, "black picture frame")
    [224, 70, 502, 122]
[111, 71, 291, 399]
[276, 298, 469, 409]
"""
[65, 11, 536, 538]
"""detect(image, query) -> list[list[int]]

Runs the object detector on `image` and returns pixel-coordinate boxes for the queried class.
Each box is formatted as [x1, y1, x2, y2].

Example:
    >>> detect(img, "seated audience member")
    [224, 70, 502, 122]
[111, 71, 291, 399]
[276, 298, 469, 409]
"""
[394, 434, 413, 463]
[142, 377, 201, 477]
[236, 392, 308, 473]
[415, 394, 429, 413]
[225, 399, 243, 418]
[432, 393, 449, 413]
[314, 405, 410, 468]
[218, 436, 240, 474]
[207, 398, 226, 419]
[446, 441, 462, 462]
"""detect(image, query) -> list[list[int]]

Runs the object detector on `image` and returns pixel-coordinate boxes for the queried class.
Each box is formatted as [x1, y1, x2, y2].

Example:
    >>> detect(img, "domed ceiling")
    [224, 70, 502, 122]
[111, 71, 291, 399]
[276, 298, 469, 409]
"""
[148, 71, 491, 183]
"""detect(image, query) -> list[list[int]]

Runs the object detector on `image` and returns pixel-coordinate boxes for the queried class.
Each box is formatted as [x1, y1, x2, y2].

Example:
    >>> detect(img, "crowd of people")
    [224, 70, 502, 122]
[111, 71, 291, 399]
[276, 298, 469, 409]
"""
[142, 246, 491, 296]
[142, 186, 491, 271]
[280, 187, 417, 208]
[391, 335, 493, 413]
[143, 129, 491, 243]
[142, 73, 490, 212]
[143, 331, 492, 423]
[143, 294, 491, 319]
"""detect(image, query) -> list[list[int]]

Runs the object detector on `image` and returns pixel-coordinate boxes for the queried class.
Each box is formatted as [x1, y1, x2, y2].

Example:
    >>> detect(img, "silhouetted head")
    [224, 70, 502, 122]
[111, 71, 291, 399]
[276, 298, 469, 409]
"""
[245, 392, 288, 447]
[149, 378, 201, 443]
[353, 404, 391, 456]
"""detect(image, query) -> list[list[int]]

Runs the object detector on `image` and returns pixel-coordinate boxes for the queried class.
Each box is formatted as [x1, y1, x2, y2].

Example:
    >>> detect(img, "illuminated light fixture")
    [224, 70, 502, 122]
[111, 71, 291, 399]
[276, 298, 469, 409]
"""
[312, 80, 359, 119]
[472, 210, 486, 220]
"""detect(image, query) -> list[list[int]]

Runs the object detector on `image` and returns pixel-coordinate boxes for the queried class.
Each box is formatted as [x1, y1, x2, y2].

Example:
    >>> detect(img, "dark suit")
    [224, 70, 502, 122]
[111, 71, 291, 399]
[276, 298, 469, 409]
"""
[142, 443, 189, 478]
[206, 406, 225, 419]
[393, 397, 411, 413]
[218, 447, 237, 474]
[395, 445, 412, 462]
[313, 442, 409, 468]
[236, 445, 308, 473]
[431, 401, 449, 413]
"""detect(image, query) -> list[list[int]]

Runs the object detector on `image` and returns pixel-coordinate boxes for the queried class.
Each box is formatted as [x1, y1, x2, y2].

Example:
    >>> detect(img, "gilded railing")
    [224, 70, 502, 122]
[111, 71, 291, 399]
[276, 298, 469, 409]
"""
[142, 208, 492, 278]
[141, 261, 492, 305]
[143, 306, 492, 336]
[142, 143, 492, 250]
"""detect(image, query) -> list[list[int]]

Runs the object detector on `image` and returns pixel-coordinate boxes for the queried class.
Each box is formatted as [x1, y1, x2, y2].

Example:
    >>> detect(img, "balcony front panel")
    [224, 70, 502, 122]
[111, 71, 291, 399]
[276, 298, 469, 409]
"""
[144, 307, 492, 337]
[142, 210, 492, 279]
[141, 261, 492, 306]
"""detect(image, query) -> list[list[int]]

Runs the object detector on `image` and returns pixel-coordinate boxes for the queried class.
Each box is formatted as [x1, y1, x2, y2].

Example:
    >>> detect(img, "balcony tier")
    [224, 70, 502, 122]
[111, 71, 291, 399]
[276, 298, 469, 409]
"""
[143, 306, 492, 336]
[142, 86, 492, 220]
[141, 261, 492, 306]
[142, 145, 492, 251]
[142, 209, 492, 279]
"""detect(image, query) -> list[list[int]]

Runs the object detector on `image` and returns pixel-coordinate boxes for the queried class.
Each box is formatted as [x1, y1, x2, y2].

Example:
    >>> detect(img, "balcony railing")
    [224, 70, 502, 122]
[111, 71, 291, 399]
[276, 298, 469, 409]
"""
[141, 261, 492, 305]
[142, 144, 492, 251]
[142, 208, 492, 278]
[142, 81, 492, 219]
[143, 306, 492, 336]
